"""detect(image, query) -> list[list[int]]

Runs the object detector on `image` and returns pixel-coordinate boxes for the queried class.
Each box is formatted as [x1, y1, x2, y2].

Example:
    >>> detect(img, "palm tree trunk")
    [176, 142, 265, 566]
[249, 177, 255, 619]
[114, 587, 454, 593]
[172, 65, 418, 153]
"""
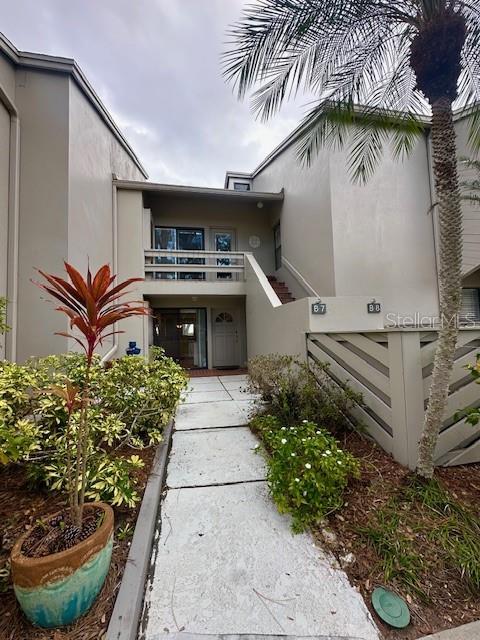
[417, 98, 463, 478]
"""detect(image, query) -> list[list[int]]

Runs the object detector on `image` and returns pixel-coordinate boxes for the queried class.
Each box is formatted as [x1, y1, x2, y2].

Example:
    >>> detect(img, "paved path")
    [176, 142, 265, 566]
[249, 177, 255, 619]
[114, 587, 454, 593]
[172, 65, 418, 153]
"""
[141, 376, 379, 640]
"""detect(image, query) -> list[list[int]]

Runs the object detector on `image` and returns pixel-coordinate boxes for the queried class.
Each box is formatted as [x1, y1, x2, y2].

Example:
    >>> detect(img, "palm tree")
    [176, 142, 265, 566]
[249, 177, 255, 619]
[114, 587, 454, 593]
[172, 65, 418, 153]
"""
[223, 0, 480, 478]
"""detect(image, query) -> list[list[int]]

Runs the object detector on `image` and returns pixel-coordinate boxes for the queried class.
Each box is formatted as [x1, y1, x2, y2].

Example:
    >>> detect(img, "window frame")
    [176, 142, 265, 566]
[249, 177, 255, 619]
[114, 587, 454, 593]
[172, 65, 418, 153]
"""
[154, 225, 205, 280]
[233, 181, 251, 191]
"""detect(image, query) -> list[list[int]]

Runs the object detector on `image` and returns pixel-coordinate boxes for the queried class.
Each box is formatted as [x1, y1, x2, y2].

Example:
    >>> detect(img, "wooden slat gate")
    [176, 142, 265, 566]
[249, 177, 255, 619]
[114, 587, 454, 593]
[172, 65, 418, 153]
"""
[306, 329, 480, 468]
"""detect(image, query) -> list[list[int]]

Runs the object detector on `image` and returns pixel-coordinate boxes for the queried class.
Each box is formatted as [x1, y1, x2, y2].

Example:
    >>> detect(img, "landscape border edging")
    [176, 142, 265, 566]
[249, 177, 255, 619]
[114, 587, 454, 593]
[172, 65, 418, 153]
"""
[106, 418, 174, 640]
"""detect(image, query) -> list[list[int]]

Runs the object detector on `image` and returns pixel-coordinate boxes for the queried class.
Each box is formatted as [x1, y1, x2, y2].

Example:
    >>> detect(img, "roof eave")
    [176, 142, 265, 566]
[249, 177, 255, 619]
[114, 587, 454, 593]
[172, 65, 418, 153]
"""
[0, 33, 148, 179]
[114, 178, 283, 201]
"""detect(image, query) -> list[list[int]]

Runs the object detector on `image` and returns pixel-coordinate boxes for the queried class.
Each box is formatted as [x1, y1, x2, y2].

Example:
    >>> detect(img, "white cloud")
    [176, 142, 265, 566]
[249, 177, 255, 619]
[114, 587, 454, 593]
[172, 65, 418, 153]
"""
[1, 0, 309, 186]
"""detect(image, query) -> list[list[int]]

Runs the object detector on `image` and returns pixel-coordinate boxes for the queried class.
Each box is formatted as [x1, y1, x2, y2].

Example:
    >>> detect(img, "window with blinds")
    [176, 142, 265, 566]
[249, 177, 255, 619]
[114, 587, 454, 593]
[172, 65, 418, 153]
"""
[460, 288, 480, 322]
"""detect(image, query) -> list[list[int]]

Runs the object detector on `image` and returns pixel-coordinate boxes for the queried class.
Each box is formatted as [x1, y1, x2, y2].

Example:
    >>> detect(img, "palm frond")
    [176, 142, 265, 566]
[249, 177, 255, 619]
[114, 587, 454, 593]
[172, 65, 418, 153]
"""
[224, 0, 480, 178]
[296, 101, 424, 182]
[460, 154, 480, 205]
[466, 110, 480, 152]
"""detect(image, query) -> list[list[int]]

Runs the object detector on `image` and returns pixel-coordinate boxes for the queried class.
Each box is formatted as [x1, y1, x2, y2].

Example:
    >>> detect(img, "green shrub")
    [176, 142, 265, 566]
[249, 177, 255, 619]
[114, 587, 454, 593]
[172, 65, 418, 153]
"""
[100, 349, 187, 446]
[0, 360, 47, 463]
[36, 453, 146, 508]
[0, 351, 188, 506]
[252, 415, 360, 532]
[247, 354, 362, 431]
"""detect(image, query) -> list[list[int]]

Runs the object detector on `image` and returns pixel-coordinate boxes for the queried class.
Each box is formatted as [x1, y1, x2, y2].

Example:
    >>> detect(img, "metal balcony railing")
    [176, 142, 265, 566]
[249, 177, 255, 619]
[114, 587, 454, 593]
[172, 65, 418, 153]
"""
[144, 249, 246, 280]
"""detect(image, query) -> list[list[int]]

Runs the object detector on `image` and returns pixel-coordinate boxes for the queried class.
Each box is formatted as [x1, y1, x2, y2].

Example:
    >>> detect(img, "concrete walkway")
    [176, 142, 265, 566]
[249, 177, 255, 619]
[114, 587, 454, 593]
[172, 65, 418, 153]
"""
[141, 376, 379, 640]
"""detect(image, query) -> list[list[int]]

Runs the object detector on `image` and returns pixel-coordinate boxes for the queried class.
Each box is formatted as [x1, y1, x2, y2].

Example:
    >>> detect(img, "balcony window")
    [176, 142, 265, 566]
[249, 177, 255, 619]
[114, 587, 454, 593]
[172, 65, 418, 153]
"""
[154, 227, 205, 279]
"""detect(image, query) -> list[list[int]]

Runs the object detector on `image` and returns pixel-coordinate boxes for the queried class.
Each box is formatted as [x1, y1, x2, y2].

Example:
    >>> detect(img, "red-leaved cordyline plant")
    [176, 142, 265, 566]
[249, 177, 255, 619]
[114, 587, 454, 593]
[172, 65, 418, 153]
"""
[34, 262, 148, 529]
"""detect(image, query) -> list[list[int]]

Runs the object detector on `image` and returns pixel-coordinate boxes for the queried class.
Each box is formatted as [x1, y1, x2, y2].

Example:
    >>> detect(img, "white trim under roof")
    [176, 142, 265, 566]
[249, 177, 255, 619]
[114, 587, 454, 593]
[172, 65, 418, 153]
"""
[114, 178, 283, 201]
[0, 32, 148, 178]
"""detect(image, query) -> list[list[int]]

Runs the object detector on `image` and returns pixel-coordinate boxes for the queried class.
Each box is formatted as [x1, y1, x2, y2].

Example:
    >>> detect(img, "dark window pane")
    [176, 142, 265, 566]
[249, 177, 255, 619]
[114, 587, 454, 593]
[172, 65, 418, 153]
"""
[154, 227, 176, 279]
[233, 182, 250, 191]
[178, 230, 204, 251]
[155, 227, 205, 279]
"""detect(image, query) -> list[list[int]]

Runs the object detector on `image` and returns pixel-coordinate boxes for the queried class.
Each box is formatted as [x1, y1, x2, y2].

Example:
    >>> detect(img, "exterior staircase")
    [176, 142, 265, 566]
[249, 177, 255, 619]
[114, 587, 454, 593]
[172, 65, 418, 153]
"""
[267, 275, 296, 304]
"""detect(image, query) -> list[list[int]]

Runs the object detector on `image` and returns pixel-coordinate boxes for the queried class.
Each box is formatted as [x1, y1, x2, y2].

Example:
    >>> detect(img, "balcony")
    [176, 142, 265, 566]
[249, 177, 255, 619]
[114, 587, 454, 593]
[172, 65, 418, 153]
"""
[144, 249, 246, 279]
[143, 249, 247, 296]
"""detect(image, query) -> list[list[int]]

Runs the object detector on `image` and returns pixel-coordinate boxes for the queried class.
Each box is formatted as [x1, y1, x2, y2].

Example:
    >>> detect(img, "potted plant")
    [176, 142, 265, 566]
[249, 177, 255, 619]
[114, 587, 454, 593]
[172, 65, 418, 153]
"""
[10, 262, 147, 628]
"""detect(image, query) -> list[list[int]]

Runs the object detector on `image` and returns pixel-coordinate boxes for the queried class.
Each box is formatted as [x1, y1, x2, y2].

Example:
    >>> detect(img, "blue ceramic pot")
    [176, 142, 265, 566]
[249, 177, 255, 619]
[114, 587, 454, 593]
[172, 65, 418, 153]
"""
[11, 503, 114, 628]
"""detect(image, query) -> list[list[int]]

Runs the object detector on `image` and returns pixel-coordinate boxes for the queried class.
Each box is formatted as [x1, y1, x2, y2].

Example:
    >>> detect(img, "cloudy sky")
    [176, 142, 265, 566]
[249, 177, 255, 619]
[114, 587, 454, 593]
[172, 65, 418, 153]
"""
[2, 0, 307, 186]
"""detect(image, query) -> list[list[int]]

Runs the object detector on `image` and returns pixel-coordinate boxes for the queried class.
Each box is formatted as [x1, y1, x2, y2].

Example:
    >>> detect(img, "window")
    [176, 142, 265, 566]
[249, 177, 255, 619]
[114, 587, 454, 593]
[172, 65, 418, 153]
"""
[215, 311, 234, 323]
[460, 288, 480, 323]
[214, 231, 234, 279]
[154, 227, 205, 280]
[233, 182, 250, 191]
[273, 222, 282, 271]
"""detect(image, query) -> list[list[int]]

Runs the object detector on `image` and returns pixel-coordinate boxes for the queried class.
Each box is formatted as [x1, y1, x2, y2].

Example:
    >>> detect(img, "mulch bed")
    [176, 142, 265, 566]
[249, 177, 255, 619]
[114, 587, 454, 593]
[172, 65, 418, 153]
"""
[0, 446, 155, 640]
[315, 431, 480, 640]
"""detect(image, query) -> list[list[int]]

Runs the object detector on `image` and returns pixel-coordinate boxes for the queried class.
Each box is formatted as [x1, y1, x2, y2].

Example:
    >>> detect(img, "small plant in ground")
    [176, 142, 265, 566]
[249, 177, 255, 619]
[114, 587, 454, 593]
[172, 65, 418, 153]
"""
[252, 415, 360, 532]
[406, 477, 480, 592]
[358, 498, 425, 597]
[247, 354, 362, 432]
[116, 522, 134, 541]
[359, 476, 480, 597]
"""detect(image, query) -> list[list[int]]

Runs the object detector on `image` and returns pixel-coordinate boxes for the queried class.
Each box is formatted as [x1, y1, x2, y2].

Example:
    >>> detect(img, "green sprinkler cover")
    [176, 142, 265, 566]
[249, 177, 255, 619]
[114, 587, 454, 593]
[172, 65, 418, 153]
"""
[372, 587, 411, 628]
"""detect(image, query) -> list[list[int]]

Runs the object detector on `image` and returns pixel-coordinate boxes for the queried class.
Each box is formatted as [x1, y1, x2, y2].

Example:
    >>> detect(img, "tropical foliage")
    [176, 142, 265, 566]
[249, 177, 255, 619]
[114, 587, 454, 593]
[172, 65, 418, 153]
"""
[247, 353, 362, 432]
[32, 262, 149, 528]
[252, 415, 360, 532]
[0, 351, 187, 506]
[224, 0, 480, 478]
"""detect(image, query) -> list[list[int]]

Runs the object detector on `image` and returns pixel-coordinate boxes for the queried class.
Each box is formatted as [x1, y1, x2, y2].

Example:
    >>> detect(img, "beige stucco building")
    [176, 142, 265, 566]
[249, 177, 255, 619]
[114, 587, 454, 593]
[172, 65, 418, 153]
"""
[2, 33, 479, 367]
[2, 35, 480, 467]
[0, 34, 147, 362]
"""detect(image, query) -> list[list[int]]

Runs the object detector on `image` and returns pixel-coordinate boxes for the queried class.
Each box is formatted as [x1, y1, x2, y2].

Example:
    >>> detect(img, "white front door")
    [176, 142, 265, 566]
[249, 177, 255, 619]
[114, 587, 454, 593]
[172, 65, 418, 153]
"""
[212, 309, 239, 368]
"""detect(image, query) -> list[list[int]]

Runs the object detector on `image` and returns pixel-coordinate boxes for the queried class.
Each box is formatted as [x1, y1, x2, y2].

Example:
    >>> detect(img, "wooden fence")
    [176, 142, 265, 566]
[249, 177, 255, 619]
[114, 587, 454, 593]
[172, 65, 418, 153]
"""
[306, 329, 480, 468]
